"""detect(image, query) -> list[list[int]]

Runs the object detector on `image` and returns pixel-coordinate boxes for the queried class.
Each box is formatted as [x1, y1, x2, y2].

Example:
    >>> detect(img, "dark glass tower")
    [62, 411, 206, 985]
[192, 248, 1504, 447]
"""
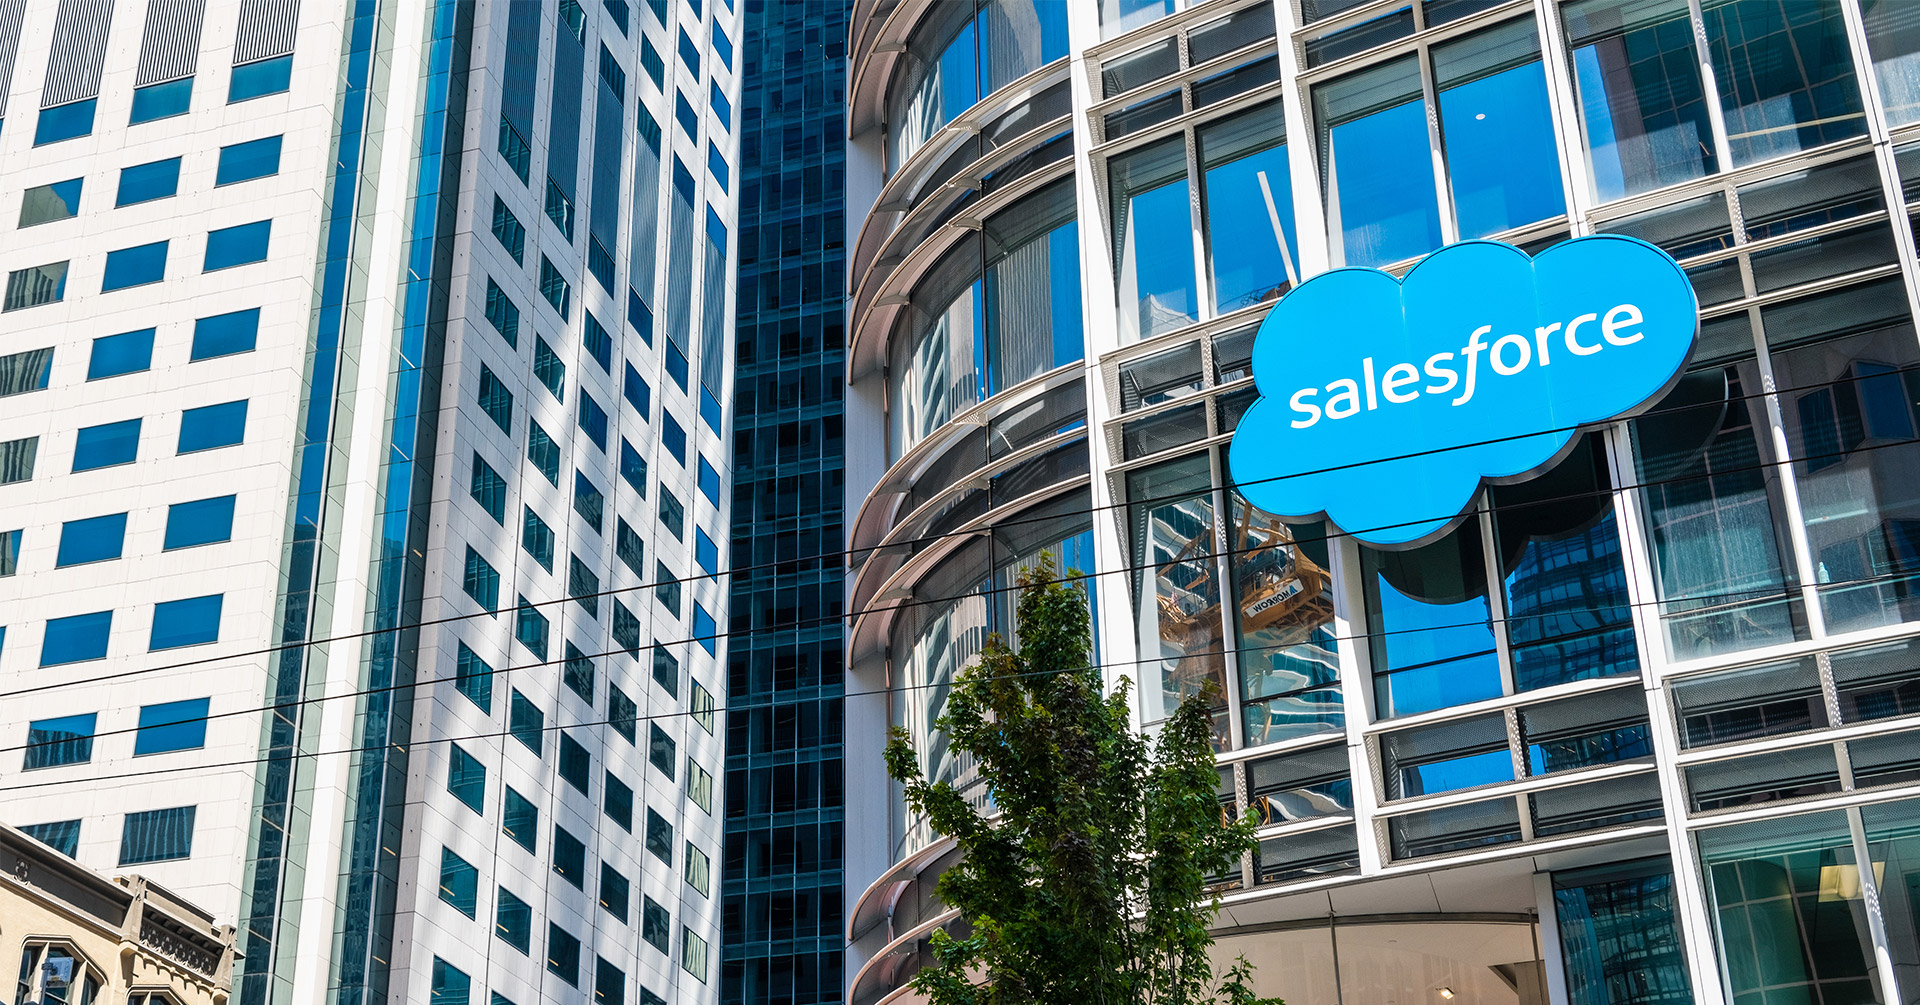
[723, 1, 849, 1002]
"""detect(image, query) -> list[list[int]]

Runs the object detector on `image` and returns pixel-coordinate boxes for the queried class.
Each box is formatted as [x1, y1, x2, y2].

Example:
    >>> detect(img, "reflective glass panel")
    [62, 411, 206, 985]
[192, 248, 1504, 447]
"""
[1551, 859, 1693, 1005]
[1433, 19, 1566, 238]
[1563, 0, 1718, 201]
[1364, 518, 1502, 717]
[1227, 487, 1341, 747]
[1864, 0, 1920, 126]
[1200, 102, 1298, 314]
[1111, 137, 1198, 342]
[1315, 56, 1442, 267]
[1129, 454, 1226, 724]
[1702, 0, 1864, 167]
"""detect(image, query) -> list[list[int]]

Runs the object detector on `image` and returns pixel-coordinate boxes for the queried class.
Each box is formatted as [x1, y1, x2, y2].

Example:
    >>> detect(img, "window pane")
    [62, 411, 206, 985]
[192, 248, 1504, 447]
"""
[229, 54, 293, 102]
[117, 158, 182, 206]
[191, 308, 261, 359]
[102, 241, 169, 291]
[25, 713, 96, 769]
[1200, 104, 1297, 314]
[35, 98, 96, 145]
[1864, 0, 1920, 126]
[164, 495, 237, 549]
[72, 418, 141, 471]
[217, 135, 283, 184]
[1632, 342, 1806, 658]
[4, 262, 68, 311]
[1130, 455, 1226, 724]
[130, 77, 193, 123]
[179, 400, 249, 452]
[88, 328, 155, 379]
[133, 697, 210, 755]
[1702, 0, 1864, 167]
[150, 594, 223, 650]
[1433, 19, 1566, 238]
[57, 512, 128, 566]
[1364, 519, 1502, 717]
[1563, 0, 1717, 201]
[1110, 136, 1197, 342]
[119, 806, 196, 864]
[205, 220, 272, 270]
[20, 178, 82, 226]
[41, 610, 112, 666]
[1697, 812, 1883, 1002]
[1314, 57, 1442, 267]
[1551, 859, 1693, 1003]
[1227, 486, 1341, 747]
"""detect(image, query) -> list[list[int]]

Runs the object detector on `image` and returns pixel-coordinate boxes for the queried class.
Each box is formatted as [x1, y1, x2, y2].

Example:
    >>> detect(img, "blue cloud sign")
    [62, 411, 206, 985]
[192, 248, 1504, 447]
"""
[1228, 236, 1697, 547]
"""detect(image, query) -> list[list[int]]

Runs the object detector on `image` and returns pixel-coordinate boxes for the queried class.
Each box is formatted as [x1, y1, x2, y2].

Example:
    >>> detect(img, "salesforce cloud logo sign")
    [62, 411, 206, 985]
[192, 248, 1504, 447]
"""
[1228, 236, 1697, 547]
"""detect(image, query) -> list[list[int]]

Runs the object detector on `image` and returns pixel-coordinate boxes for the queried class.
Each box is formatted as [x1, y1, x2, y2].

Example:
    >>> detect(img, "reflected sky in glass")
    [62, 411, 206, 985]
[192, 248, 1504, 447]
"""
[1327, 100, 1442, 266]
[1439, 61, 1565, 238]
[1206, 143, 1298, 313]
[1119, 178, 1198, 341]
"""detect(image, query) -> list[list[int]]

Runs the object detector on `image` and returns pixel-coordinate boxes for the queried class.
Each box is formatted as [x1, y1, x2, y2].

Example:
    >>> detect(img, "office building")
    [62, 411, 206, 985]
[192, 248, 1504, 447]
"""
[0, 1, 735, 1003]
[843, 0, 1920, 1000]
[721, 1, 850, 1003]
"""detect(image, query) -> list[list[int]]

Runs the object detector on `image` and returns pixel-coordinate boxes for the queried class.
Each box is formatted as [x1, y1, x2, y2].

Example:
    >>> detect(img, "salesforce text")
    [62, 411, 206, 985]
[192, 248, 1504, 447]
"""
[1287, 304, 1645, 429]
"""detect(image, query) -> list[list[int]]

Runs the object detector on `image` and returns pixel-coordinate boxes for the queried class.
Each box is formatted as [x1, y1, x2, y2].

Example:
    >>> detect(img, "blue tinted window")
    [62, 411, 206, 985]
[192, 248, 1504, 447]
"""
[41, 610, 112, 666]
[464, 547, 500, 612]
[438, 848, 479, 917]
[479, 366, 514, 432]
[548, 923, 582, 986]
[661, 412, 687, 463]
[665, 338, 689, 390]
[534, 336, 566, 401]
[192, 308, 261, 360]
[88, 328, 155, 380]
[151, 594, 222, 650]
[700, 388, 722, 433]
[72, 419, 141, 472]
[455, 641, 495, 712]
[574, 469, 605, 532]
[697, 456, 720, 505]
[708, 81, 731, 131]
[1364, 524, 1502, 716]
[133, 697, 210, 755]
[577, 393, 609, 451]
[1110, 138, 1196, 342]
[20, 820, 80, 856]
[164, 495, 237, 549]
[619, 440, 646, 494]
[449, 743, 486, 812]
[469, 452, 507, 523]
[1563, 0, 1716, 201]
[205, 220, 272, 270]
[57, 512, 128, 567]
[694, 603, 717, 655]
[1315, 58, 1442, 268]
[678, 27, 700, 76]
[1198, 113, 1292, 314]
[24, 713, 95, 769]
[711, 23, 733, 69]
[515, 593, 550, 658]
[509, 688, 543, 755]
[130, 77, 193, 123]
[485, 278, 521, 345]
[102, 241, 169, 291]
[707, 146, 729, 192]
[34, 99, 96, 145]
[628, 289, 654, 346]
[503, 786, 538, 851]
[119, 806, 195, 864]
[178, 400, 248, 452]
[19, 178, 83, 226]
[496, 886, 533, 951]
[696, 528, 717, 575]
[522, 507, 555, 570]
[117, 158, 182, 206]
[229, 54, 293, 102]
[558, 733, 591, 794]
[584, 312, 613, 373]
[604, 0, 630, 33]
[1704, 0, 1866, 167]
[675, 91, 698, 137]
[528, 421, 559, 483]
[216, 136, 283, 184]
[1433, 23, 1565, 238]
[640, 37, 664, 88]
[623, 364, 651, 416]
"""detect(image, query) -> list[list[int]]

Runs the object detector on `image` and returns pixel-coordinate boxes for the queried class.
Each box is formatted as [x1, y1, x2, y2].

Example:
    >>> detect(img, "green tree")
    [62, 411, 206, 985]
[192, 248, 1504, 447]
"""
[884, 554, 1283, 1005]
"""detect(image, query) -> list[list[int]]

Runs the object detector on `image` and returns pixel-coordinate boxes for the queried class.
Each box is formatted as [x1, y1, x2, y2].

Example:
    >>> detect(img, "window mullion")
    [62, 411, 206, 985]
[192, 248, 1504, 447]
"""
[1685, 0, 1736, 175]
[1418, 42, 1459, 245]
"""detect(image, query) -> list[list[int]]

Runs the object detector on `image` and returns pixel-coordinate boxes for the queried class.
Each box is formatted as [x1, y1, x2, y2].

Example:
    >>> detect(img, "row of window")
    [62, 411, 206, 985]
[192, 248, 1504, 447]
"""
[19, 805, 195, 866]
[22, 697, 212, 769]
[3, 221, 272, 317]
[18, 134, 282, 233]
[0, 593, 224, 668]
[2, 491, 237, 574]
[30, 53, 293, 146]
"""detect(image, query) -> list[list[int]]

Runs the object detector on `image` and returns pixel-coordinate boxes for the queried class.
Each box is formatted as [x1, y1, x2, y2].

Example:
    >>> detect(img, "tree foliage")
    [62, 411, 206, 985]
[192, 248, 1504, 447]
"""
[884, 554, 1283, 1005]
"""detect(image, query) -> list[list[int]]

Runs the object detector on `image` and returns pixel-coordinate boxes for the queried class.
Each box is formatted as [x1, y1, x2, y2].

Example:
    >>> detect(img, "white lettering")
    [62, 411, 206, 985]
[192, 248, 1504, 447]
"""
[1455, 326, 1491, 406]
[1423, 352, 1458, 396]
[1381, 363, 1420, 403]
[1603, 303, 1643, 346]
[1289, 387, 1322, 428]
[1534, 323, 1560, 366]
[1491, 333, 1532, 375]
[1362, 357, 1378, 411]
[1324, 378, 1361, 419]
[1565, 312, 1601, 355]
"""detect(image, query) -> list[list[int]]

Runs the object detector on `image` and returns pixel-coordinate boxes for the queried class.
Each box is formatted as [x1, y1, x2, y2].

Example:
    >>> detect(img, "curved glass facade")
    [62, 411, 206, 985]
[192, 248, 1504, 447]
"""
[887, 177, 1083, 462]
[887, 495, 1095, 861]
[886, 0, 1070, 174]
[846, 0, 1920, 1001]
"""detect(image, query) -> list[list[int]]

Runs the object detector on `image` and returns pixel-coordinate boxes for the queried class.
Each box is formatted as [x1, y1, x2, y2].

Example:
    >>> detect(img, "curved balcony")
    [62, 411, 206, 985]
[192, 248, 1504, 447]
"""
[850, 364, 1088, 602]
[848, 0, 1068, 150]
[850, 835, 960, 942]
[850, 63, 1072, 300]
[850, 907, 964, 1005]
[849, 126, 1075, 384]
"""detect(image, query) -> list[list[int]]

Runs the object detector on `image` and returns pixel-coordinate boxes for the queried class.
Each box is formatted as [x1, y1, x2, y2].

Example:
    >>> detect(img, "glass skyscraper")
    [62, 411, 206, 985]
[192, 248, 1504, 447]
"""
[843, 0, 1920, 1001]
[723, 1, 850, 1002]
[0, 2, 735, 1003]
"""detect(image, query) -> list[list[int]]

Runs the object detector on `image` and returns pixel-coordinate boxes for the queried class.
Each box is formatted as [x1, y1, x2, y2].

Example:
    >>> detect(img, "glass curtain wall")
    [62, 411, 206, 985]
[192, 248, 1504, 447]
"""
[1312, 17, 1563, 268]
[1111, 99, 1300, 345]
[1364, 435, 1637, 718]
[1563, 0, 1866, 205]
[887, 503, 1096, 861]
[886, 178, 1082, 462]
[1128, 446, 1342, 748]
[1633, 275, 1920, 660]
[887, 0, 1070, 173]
